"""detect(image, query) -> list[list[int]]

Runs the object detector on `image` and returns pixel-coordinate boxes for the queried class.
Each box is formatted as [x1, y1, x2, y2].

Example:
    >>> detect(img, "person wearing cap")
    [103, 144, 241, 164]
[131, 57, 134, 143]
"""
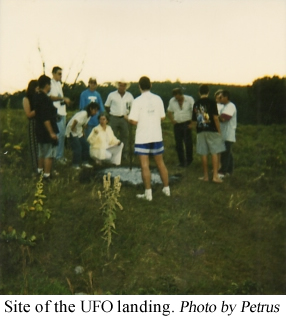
[48, 66, 71, 164]
[167, 88, 195, 167]
[79, 77, 105, 138]
[104, 79, 134, 161]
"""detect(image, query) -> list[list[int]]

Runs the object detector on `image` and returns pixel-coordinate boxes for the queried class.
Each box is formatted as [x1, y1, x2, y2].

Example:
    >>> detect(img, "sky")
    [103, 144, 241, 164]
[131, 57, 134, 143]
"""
[0, 0, 285, 94]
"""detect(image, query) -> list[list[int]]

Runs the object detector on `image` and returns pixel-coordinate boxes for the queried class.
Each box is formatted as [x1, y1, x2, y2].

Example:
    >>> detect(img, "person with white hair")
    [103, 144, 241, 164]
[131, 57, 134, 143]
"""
[79, 77, 105, 137]
[104, 79, 134, 161]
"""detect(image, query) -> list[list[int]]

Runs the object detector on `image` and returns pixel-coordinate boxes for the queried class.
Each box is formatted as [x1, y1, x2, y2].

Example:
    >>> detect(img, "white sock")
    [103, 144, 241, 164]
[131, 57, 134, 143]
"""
[38, 168, 43, 173]
[43, 173, 50, 178]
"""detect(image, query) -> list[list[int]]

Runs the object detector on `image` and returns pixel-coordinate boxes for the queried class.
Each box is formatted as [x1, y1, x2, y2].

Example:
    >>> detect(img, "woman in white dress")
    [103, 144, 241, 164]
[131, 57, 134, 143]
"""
[87, 113, 123, 166]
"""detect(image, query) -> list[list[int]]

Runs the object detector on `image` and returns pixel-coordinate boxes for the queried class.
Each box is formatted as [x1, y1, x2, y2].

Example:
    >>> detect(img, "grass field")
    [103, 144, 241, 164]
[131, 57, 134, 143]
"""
[0, 109, 285, 294]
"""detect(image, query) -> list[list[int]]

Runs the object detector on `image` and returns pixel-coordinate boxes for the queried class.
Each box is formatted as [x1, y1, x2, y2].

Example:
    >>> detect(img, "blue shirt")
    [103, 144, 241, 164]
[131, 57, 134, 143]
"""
[79, 89, 105, 126]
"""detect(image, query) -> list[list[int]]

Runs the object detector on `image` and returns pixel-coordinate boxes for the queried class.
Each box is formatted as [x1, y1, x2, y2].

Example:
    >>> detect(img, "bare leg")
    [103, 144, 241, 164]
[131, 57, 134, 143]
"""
[38, 157, 44, 170]
[212, 153, 222, 183]
[138, 155, 151, 189]
[153, 154, 169, 187]
[199, 155, 209, 181]
[44, 158, 53, 175]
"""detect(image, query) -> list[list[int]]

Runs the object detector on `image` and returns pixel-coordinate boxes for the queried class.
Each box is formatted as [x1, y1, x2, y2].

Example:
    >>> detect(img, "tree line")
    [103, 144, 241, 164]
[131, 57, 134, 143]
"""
[0, 76, 285, 125]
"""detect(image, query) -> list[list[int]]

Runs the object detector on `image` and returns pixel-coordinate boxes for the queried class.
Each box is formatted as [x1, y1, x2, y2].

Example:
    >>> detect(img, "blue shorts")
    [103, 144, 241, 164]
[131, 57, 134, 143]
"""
[134, 141, 164, 155]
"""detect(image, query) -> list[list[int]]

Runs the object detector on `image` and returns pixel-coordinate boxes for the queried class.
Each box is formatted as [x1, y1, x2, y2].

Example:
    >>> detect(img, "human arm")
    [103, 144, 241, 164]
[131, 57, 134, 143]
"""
[219, 113, 232, 122]
[23, 97, 35, 118]
[71, 119, 78, 132]
[213, 115, 221, 133]
[167, 111, 176, 124]
[44, 120, 58, 140]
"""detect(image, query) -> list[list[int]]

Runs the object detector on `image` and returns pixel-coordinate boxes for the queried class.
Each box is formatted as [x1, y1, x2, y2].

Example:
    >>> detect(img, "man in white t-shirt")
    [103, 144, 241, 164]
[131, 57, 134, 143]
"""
[219, 90, 237, 177]
[167, 88, 194, 167]
[48, 66, 71, 164]
[105, 79, 134, 160]
[128, 76, 170, 201]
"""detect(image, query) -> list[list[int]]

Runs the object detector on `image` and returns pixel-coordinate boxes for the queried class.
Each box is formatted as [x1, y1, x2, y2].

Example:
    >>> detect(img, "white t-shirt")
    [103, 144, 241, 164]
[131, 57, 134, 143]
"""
[105, 90, 134, 116]
[129, 91, 165, 144]
[65, 111, 90, 138]
[220, 102, 237, 142]
[49, 79, 66, 116]
[167, 95, 194, 123]
[217, 103, 224, 115]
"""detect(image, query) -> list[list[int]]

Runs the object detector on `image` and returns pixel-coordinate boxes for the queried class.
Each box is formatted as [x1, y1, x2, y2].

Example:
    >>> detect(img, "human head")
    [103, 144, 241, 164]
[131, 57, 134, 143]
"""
[139, 76, 151, 91]
[214, 89, 223, 103]
[38, 75, 51, 92]
[98, 112, 109, 127]
[26, 80, 39, 101]
[199, 84, 209, 96]
[220, 90, 230, 104]
[85, 102, 100, 117]
[172, 88, 184, 103]
[52, 66, 62, 81]
[88, 77, 97, 91]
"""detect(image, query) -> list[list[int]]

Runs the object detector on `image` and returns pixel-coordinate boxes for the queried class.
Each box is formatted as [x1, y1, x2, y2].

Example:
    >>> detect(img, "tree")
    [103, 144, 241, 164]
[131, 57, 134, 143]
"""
[248, 76, 286, 124]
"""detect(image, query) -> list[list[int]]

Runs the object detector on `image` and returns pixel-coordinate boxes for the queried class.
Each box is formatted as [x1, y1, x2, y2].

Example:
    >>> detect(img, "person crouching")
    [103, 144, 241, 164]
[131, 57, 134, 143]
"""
[87, 112, 123, 166]
[65, 102, 100, 169]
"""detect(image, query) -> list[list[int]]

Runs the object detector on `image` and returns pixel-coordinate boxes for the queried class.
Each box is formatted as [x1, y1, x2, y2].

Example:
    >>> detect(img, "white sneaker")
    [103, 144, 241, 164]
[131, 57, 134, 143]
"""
[83, 163, 93, 168]
[136, 194, 152, 201]
[162, 186, 170, 196]
[218, 173, 225, 179]
[73, 166, 81, 170]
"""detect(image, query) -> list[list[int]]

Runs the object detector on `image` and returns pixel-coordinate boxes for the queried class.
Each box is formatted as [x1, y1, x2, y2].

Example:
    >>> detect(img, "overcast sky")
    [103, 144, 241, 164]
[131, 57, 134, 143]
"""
[0, 0, 285, 93]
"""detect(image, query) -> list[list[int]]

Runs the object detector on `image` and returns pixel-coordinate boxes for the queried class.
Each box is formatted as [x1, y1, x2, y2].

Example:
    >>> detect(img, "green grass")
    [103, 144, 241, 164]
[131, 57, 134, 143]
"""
[0, 109, 285, 294]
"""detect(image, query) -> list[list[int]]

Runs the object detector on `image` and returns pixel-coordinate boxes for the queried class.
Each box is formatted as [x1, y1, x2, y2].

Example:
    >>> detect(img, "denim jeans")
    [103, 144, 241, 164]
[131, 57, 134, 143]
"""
[56, 115, 66, 160]
[69, 134, 90, 166]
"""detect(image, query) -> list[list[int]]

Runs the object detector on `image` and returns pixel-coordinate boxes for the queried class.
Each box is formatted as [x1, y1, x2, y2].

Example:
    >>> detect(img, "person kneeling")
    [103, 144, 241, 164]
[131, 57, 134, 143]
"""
[87, 113, 123, 166]
[65, 102, 100, 169]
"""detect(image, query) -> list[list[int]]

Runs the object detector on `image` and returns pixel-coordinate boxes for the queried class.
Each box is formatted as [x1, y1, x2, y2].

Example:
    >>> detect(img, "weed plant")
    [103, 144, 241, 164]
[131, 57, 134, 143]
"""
[0, 108, 285, 294]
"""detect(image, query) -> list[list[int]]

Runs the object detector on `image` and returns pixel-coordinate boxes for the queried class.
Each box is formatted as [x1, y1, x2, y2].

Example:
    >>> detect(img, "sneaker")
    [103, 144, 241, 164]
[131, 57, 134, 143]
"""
[136, 193, 152, 201]
[73, 166, 81, 170]
[57, 158, 67, 165]
[82, 163, 93, 168]
[218, 173, 225, 179]
[162, 187, 170, 196]
[43, 176, 52, 183]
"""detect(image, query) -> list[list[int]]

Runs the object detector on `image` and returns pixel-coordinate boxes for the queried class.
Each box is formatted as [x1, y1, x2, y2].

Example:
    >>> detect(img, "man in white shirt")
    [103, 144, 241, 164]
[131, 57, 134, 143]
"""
[48, 66, 70, 164]
[105, 79, 134, 161]
[167, 88, 194, 167]
[219, 90, 237, 177]
[128, 76, 170, 201]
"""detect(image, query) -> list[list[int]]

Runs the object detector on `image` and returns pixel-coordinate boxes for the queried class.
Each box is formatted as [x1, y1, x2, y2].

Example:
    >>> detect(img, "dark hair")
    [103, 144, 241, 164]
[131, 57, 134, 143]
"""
[199, 84, 209, 95]
[26, 80, 38, 104]
[139, 76, 151, 90]
[38, 75, 51, 89]
[98, 112, 109, 122]
[172, 88, 183, 96]
[221, 90, 230, 100]
[85, 102, 100, 117]
[52, 66, 62, 74]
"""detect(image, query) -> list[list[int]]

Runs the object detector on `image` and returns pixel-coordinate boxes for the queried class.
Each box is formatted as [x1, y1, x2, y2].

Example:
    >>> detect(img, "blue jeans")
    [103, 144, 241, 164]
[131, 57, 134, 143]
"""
[69, 134, 90, 166]
[56, 115, 66, 160]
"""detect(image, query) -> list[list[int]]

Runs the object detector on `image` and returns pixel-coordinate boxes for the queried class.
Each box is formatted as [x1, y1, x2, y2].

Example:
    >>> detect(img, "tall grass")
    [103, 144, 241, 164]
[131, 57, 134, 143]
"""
[0, 109, 285, 294]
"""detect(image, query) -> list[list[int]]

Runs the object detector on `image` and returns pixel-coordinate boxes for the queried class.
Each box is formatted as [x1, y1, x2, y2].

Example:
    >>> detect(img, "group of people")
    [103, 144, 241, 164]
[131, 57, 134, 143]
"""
[23, 67, 236, 201]
[167, 85, 237, 183]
